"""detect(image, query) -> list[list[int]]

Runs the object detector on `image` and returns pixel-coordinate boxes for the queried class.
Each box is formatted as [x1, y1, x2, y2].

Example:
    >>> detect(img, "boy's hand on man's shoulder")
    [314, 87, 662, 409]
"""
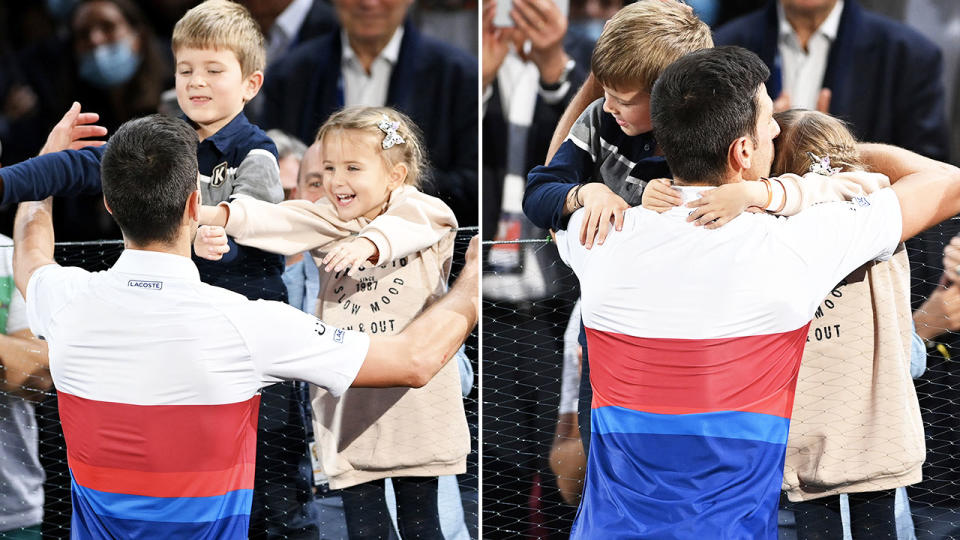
[575, 183, 628, 249]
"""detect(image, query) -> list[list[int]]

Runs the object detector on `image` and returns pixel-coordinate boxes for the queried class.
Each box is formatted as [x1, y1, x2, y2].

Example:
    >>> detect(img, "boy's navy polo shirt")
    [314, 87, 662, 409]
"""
[189, 112, 287, 304]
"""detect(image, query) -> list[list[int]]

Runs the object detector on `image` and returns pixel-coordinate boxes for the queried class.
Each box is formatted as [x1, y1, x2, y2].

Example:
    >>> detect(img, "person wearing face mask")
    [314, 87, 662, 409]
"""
[1, 0, 170, 233]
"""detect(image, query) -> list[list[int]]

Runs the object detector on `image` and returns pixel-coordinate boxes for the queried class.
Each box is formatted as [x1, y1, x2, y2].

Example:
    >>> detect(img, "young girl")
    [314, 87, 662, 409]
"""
[643, 109, 924, 538]
[196, 106, 468, 539]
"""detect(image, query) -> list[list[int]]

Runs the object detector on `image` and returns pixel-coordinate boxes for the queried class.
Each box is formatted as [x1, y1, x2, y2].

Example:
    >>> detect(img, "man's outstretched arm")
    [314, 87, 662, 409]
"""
[0, 103, 107, 205]
[859, 143, 960, 241]
[354, 236, 480, 388]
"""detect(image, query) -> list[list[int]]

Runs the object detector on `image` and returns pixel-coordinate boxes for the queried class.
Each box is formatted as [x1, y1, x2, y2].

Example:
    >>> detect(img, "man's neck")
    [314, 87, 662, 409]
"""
[125, 236, 192, 259]
[674, 173, 742, 187]
[783, 1, 839, 49]
[348, 32, 396, 73]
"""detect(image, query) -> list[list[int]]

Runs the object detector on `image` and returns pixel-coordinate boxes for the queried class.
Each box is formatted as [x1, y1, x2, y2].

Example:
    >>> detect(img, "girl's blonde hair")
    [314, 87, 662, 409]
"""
[772, 109, 865, 176]
[314, 106, 429, 188]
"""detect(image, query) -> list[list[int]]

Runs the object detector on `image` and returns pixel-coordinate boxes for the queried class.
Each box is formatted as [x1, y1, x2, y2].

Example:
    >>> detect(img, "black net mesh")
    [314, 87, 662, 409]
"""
[481, 219, 960, 539]
[0, 229, 477, 540]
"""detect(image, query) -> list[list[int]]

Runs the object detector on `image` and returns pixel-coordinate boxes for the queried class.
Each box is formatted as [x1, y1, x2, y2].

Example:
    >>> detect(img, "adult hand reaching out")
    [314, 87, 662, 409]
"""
[39, 102, 107, 156]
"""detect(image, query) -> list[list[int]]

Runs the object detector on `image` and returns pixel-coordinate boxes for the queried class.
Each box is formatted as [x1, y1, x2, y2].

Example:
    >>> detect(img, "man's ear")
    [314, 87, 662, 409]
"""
[242, 70, 264, 103]
[102, 195, 113, 215]
[728, 136, 753, 174]
[187, 190, 201, 223]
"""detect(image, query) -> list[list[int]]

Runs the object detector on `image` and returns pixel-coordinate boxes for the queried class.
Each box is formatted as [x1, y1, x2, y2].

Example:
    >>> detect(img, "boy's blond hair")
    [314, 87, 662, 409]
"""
[315, 106, 429, 189]
[172, 0, 265, 76]
[592, 0, 712, 93]
[772, 109, 865, 176]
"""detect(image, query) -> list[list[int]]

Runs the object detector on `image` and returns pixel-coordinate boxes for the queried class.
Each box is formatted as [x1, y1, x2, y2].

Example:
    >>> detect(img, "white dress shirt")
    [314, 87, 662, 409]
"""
[777, 1, 844, 110]
[341, 27, 404, 107]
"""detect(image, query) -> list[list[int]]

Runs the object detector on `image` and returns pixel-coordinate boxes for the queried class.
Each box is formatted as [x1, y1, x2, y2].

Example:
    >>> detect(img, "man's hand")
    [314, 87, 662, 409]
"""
[465, 234, 479, 272]
[573, 183, 628, 248]
[915, 284, 960, 340]
[193, 225, 231, 261]
[511, 0, 569, 83]
[482, 0, 513, 89]
[942, 235, 960, 283]
[39, 102, 107, 156]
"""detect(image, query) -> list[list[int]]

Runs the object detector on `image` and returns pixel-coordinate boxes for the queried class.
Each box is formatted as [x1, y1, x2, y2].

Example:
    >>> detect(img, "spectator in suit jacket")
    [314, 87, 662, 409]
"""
[259, 0, 478, 225]
[714, 0, 948, 162]
[243, 0, 339, 63]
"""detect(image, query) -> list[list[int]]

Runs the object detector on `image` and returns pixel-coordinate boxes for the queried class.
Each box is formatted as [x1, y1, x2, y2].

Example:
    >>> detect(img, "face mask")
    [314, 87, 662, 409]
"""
[568, 19, 606, 43]
[78, 39, 142, 88]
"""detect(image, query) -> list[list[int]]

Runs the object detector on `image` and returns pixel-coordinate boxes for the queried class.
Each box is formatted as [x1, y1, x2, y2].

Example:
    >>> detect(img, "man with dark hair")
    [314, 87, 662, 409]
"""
[649, 46, 774, 185]
[100, 116, 200, 246]
[10, 115, 479, 540]
[554, 46, 960, 539]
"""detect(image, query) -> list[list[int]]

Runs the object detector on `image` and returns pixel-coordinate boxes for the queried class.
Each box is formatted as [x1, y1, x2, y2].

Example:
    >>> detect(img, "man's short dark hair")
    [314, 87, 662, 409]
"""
[101, 115, 198, 245]
[650, 46, 770, 185]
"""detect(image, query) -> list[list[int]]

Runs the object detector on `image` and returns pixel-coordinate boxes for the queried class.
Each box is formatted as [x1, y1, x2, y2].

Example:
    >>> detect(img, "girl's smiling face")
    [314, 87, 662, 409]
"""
[321, 130, 407, 221]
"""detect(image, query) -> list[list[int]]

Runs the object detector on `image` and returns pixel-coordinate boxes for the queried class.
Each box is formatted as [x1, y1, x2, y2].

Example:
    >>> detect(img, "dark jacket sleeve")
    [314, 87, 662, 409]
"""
[523, 140, 593, 231]
[1, 144, 105, 204]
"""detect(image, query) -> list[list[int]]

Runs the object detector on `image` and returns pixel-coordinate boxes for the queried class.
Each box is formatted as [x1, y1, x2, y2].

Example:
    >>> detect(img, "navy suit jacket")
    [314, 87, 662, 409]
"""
[715, 0, 949, 161]
[260, 21, 479, 225]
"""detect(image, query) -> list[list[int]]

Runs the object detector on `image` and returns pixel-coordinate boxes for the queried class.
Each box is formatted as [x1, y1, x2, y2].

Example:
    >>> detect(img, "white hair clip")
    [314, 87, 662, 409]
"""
[378, 115, 405, 150]
[807, 152, 841, 176]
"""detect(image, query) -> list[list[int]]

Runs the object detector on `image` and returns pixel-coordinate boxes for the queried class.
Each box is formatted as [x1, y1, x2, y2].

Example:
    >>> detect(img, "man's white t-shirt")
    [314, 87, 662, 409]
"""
[25, 249, 370, 538]
[555, 186, 902, 540]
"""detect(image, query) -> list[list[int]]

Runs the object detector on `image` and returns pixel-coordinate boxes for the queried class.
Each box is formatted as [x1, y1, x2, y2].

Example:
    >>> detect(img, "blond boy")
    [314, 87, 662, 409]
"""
[0, 0, 282, 215]
[522, 0, 711, 245]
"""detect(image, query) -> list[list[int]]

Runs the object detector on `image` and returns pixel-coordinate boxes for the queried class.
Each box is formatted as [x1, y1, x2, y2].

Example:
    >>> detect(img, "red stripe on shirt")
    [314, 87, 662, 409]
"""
[68, 460, 255, 498]
[59, 392, 260, 472]
[586, 324, 809, 418]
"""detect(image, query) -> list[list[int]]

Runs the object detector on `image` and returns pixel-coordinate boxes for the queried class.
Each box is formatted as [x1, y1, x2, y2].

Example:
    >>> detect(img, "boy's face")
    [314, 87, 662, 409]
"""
[175, 47, 262, 138]
[602, 86, 652, 136]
